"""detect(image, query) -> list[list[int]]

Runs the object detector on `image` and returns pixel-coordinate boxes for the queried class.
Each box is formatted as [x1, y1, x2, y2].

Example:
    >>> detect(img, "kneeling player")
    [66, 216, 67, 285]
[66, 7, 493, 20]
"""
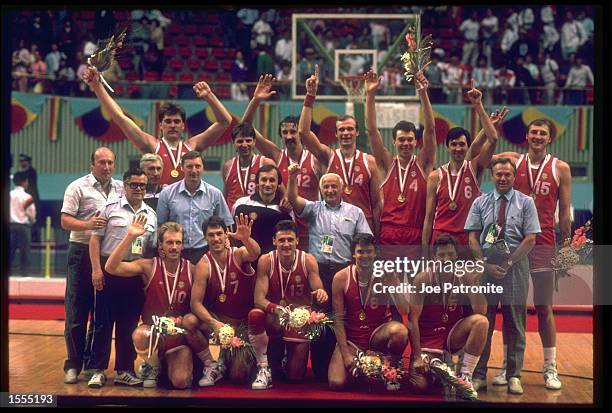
[105, 218, 209, 389]
[250, 220, 328, 389]
[328, 233, 412, 391]
[190, 214, 261, 387]
[409, 235, 489, 396]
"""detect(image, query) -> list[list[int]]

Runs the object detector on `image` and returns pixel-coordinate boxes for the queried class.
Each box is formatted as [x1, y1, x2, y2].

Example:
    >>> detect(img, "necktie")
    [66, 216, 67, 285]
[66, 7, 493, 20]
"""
[497, 195, 507, 239]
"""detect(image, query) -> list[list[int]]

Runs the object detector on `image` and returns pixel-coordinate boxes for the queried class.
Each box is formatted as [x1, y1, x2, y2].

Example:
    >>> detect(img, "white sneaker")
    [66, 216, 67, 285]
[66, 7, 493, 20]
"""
[114, 370, 143, 386]
[508, 377, 524, 394]
[64, 368, 78, 384]
[543, 363, 562, 390]
[88, 370, 106, 388]
[140, 363, 160, 388]
[472, 378, 487, 392]
[198, 362, 225, 387]
[492, 362, 508, 385]
[251, 366, 273, 390]
[385, 379, 401, 391]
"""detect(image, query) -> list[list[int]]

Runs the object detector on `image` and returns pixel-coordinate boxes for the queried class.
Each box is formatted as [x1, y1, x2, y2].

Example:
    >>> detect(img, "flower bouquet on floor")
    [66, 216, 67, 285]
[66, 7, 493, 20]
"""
[277, 305, 335, 340]
[427, 357, 478, 401]
[351, 350, 406, 388]
[551, 220, 593, 290]
[211, 323, 255, 366]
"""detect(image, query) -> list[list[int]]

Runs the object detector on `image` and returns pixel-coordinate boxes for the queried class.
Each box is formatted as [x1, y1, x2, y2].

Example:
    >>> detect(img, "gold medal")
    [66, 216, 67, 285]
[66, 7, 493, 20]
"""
[218, 293, 226, 303]
[280, 299, 287, 307]
[442, 313, 449, 323]
[449, 201, 457, 211]
[397, 193, 405, 203]
[344, 185, 353, 195]
[170, 169, 179, 178]
[359, 311, 366, 321]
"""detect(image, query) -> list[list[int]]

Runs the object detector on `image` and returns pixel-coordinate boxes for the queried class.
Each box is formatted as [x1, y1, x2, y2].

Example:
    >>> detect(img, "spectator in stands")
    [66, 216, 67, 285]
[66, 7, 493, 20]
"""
[18, 153, 40, 241]
[274, 28, 292, 64]
[30, 50, 47, 94]
[369, 21, 389, 49]
[56, 58, 76, 96]
[323, 29, 337, 54]
[256, 46, 275, 79]
[94, 10, 115, 40]
[252, 14, 274, 48]
[517, 7, 535, 36]
[12, 39, 30, 92]
[82, 33, 97, 59]
[275, 61, 292, 100]
[58, 19, 75, 61]
[130, 16, 151, 77]
[237, 7, 259, 26]
[220, 6, 239, 48]
[494, 61, 516, 105]
[45, 43, 66, 80]
[472, 56, 496, 105]
[541, 20, 560, 55]
[339, 32, 358, 50]
[511, 55, 532, 104]
[576, 10, 594, 60]
[539, 52, 559, 105]
[500, 20, 519, 56]
[540, 5, 555, 25]
[231, 50, 249, 101]
[424, 51, 444, 103]
[75, 51, 89, 96]
[296, 47, 318, 94]
[150, 19, 164, 53]
[480, 8, 499, 67]
[563, 55, 593, 105]
[524, 54, 541, 103]
[441, 54, 466, 104]
[357, 26, 372, 49]
[560, 11, 586, 61]
[459, 10, 480, 67]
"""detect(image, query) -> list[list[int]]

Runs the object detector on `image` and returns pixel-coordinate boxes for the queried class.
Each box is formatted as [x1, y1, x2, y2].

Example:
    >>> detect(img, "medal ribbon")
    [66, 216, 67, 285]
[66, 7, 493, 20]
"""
[526, 154, 550, 195]
[277, 250, 297, 302]
[286, 148, 308, 170]
[338, 149, 357, 188]
[211, 248, 231, 295]
[446, 160, 466, 205]
[396, 155, 416, 197]
[161, 258, 181, 307]
[432, 270, 456, 319]
[351, 265, 373, 313]
[236, 156, 253, 195]
[162, 138, 183, 173]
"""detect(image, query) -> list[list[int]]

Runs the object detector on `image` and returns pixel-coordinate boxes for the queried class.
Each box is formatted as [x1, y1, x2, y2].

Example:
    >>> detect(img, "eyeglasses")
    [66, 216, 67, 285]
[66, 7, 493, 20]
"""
[127, 182, 147, 190]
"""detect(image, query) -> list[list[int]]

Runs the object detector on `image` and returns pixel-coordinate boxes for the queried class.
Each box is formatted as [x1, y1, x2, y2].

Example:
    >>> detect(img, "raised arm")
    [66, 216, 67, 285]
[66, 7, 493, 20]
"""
[299, 64, 332, 165]
[421, 170, 440, 250]
[364, 70, 393, 172]
[104, 215, 152, 279]
[187, 81, 233, 152]
[465, 80, 499, 176]
[466, 106, 509, 161]
[415, 71, 437, 173]
[82, 66, 157, 153]
[287, 163, 307, 215]
[229, 213, 261, 263]
[191, 258, 224, 333]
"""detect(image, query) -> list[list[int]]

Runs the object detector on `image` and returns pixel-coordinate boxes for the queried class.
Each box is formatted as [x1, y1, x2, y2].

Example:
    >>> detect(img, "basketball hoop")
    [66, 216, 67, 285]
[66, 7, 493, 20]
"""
[339, 75, 365, 103]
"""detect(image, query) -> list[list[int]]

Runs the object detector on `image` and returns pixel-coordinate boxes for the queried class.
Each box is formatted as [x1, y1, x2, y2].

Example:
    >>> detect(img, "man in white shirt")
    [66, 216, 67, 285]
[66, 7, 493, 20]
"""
[459, 10, 480, 67]
[9, 172, 36, 274]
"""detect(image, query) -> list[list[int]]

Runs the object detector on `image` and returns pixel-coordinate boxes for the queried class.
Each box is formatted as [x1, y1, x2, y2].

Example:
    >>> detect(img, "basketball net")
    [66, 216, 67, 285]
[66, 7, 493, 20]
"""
[339, 75, 365, 103]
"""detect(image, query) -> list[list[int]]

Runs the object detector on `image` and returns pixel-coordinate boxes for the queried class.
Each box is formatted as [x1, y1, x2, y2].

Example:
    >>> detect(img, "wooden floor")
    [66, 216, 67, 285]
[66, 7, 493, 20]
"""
[8, 319, 593, 406]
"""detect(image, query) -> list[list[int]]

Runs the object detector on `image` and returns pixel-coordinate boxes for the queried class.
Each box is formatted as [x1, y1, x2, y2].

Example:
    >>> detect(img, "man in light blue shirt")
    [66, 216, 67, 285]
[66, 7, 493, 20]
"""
[287, 164, 371, 382]
[464, 157, 540, 395]
[157, 151, 233, 264]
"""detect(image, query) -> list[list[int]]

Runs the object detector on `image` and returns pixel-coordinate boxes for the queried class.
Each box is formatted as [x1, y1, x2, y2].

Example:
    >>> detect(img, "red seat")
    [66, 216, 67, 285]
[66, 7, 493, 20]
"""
[118, 59, 134, 71]
[168, 85, 178, 98]
[220, 59, 233, 71]
[187, 58, 201, 71]
[203, 60, 218, 71]
[200, 25, 214, 35]
[175, 35, 190, 46]
[128, 84, 141, 96]
[168, 57, 184, 71]
[216, 85, 231, 99]
[178, 47, 192, 58]
[211, 48, 226, 58]
[206, 14, 220, 24]
[185, 24, 197, 35]
[179, 72, 194, 83]
[143, 71, 159, 81]
[113, 11, 130, 21]
[209, 37, 224, 47]
[80, 11, 94, 20]
[193, 36, 207, 47]
[215, 72, 231, 83]
[125, 71, 140, 81]
[161, 72, 177, 81]
[163, 47, 177, 58]
[197, 73, 214, 83]
[194, 48, 209, 59]
[167, 24, 180, 35]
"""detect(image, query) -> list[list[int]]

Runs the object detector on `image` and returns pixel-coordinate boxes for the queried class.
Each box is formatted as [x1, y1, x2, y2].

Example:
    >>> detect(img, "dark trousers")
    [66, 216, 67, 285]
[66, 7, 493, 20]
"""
[310, 261, 349, 382]
[64, 242, 95, 373]
[9, 223, 31, 273]
[87, 257, 145, 371]
[182, 246, 208, 265]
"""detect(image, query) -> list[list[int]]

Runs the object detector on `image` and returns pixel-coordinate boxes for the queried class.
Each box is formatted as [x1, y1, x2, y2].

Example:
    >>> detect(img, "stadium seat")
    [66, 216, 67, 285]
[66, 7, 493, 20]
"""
[167, 24, 180, 35]
[175, 35, 190, 46]
[118, 59, 134, 71]
[179, 72, 195, 83]
[203, 60, 218, 71]
[216, 85, 231, 99]
[206, 14, 220, 24]
[194, 48, 209, 59]
[211, 48, 226, 58]
[113, 11, 130, 21]
[209, 37, 224, 47]
[200, 25, 214, 35]
[163, 47, 177, 58]
[143, 71, 160, 81]
[185, 24, 198, 36]
[193, 36, 207, 48]
[197, 73, 214, 83]
[168, 85, 178, 98]
[215, 72, 231, 83]
[161, 72, 177, 82]
[128, 84, 141, 96]
[178, 47, 192, 59]
[125, 71, 140, 82]
[220, 59, 233, 71]
[168, 57, 184, 71]
[80, 11, 94, 20]
[187, 58, 201, 71]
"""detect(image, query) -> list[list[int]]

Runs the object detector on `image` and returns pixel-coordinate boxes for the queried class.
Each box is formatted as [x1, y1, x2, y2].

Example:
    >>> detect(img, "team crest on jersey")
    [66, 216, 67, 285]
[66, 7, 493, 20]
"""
[249, 212, 258, 221]
[250, 174, 256, 181]
[354, 166, 361, 172]
[410, 171, 417, 177]
[230, 272, 237, 280]
[302, 168, 307, 174]
[465, 177, 471, 184]
[178, 281, 185, 288]
[541, 173, 548, 180]
[294, 275, 301, 283]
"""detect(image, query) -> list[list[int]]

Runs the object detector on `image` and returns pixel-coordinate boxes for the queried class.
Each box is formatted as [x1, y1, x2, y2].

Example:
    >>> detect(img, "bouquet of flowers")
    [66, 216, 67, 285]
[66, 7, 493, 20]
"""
[399, 20, 433, 82]
[428, 357, 478, 401]
[211, 323, 255, 366]
[278, 305, 334, 340]
[87, 27, 128, 93]
[146, 315, 186, 358]
[351, 350, 406, 384]
[551, 220, 593, 290]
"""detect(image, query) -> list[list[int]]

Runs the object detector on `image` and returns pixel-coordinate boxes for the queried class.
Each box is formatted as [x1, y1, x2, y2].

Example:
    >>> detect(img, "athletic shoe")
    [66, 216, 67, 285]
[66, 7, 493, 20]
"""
[198, 362, 225, 387]
[458, 373, 477, 399]
[64, 368, 78, 384]
[492, 362, 508, 385]
[507, 377, 524, 394]
[472, 378, 487, 392]
[88, 370, 106, 388]
[251, 366, 273, 390]
[83, 368, 95, 381]
[114, 370, 144, 386]
[543, 363, 562, 390]
[385, 379, 401, 391]
[140, 363, 160, 388]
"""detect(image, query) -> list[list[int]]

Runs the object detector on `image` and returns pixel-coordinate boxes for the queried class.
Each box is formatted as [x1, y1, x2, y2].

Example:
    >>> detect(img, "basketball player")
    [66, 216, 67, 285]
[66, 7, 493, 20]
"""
[190, 214, 261, 387]
[298, 64, 382, 236]
[491, 119, 571, 390]
[104, 219, 209, 389]
[249, 220, 328, 389]
[82, 67, 232, 186]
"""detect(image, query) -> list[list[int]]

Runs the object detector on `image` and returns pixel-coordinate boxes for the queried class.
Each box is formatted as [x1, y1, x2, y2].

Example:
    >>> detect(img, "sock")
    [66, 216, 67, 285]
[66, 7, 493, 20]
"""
[502, 344, 508, 368]
[249, 332, 269, 367]
[460, 352, 480, 376]
[543, 347, 556, 366]
[196, 348, 214, 366]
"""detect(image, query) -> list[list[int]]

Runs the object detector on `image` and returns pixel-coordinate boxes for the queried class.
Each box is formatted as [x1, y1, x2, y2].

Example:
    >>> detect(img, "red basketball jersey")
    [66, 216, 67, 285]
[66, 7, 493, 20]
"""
[203, 247, 256, 320]
[433, 160, 481, 234]
[514, 153, 559, 230]
[327, 149, 373, 221]
[155, 140, 192, 186]
[267, 249, 312, 307]
[343, 265, 392, 350]
[277, 149, 320, 241]
[380, 156, 427, 229]
[142, 257, 192, 325]
[417, 271, 465, 352]
[224, 154, 264, 212]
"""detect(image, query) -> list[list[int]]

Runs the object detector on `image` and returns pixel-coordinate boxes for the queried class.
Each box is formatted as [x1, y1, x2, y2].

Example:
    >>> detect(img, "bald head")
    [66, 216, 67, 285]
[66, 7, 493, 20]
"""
[90, 147, 116, 184]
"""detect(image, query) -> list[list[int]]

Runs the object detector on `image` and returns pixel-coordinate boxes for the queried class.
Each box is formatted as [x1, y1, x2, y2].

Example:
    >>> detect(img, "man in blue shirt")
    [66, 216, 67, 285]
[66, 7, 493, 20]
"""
[464, 157, 541, 395]
[157, 151, 234, 265]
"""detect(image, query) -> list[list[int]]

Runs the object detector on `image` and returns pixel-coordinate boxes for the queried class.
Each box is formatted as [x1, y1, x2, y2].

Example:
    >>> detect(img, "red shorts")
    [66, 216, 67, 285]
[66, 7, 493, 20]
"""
[431, 229, 469, 246]
[420, 318, 465, 355]
[161, 334, 188, 355]
[347, 323, 386, 352]
[528, 228, 556, 272]
[379, 225, 422, 246]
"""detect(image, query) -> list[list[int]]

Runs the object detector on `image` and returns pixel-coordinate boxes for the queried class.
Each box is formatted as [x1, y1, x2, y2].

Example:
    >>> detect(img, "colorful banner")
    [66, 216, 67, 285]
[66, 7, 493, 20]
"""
[11, 93, 45, 134]
[422, 105, 467, 145]
[179, 101, 247, 146]
[48, 96, 61, 142]
[501, 106, 573, 146]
